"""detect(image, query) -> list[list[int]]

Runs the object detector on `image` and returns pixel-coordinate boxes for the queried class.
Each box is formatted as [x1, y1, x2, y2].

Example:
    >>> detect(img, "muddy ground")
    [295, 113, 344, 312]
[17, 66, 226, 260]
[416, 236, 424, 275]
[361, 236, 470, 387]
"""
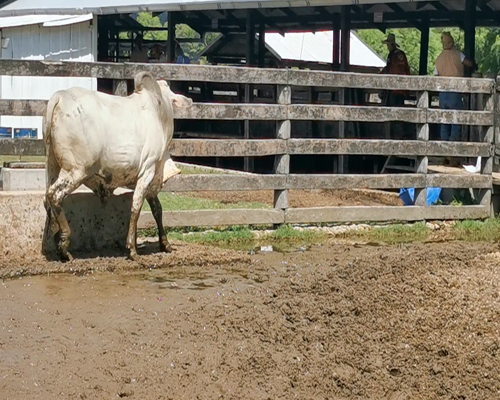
[1, 240, 499, 399]
[186, 188, 403, 207]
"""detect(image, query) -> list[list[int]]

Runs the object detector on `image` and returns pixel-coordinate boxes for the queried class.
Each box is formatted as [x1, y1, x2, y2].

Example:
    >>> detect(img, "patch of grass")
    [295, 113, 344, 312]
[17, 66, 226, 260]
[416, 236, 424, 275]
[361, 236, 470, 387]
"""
[143, 192, 269, 211]
[270, 224, 326, 243]
[170, 226, 255, 248]
[353, 222, 431, 244]
[0, 155, 46, 164]
[452, 218, 500, 241]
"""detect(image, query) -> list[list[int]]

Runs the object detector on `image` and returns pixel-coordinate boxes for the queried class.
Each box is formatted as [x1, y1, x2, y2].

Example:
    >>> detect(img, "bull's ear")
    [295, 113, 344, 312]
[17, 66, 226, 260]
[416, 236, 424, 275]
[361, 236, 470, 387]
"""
[172, 94, 193, 108]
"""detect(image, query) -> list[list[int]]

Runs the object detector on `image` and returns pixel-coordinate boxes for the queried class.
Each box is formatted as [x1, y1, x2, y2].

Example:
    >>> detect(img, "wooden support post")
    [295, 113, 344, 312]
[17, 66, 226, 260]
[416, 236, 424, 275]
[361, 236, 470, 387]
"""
[419, 20, 429, 75]
[336, 6, 351, 174]
[258, 22, 266, 68]
[415, 91, 429, 207]
[244, 11, 256, 172]
[274, 85, 291, 213]
[464, 0, 476, 77]
[167, 12, 176, 63]
[332, 23, 340, 69]
[246, 11, 256, 67]
[480, 89, 493, 212]
[340, 6, 351, 73]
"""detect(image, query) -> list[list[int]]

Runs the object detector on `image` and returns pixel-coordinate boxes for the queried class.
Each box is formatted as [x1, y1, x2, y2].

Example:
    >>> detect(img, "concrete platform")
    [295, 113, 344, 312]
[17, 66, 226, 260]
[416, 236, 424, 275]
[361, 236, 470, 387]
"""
[0, 191, 133, 259]
[1, 168, 46, 191]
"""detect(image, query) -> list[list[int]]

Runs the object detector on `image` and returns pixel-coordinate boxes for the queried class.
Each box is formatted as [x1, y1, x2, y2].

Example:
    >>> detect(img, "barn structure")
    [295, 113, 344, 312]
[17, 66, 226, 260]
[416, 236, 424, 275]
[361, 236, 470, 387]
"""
[0, 13, 97, 138]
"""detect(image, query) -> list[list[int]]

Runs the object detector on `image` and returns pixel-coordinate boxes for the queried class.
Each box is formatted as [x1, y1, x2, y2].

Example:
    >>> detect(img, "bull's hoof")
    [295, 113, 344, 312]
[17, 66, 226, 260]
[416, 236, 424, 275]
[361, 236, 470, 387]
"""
[160, 242, 174, 253]
[59, 251, 74, 263]
[127, 250, 139, 262]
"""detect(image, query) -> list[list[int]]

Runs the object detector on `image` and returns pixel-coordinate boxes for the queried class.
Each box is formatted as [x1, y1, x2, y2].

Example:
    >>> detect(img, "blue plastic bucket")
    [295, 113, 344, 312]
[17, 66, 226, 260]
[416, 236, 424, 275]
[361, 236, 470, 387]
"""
[399, 187, 442, 206]
[13, 128, 37, 139]
[0, 127, 12, 139]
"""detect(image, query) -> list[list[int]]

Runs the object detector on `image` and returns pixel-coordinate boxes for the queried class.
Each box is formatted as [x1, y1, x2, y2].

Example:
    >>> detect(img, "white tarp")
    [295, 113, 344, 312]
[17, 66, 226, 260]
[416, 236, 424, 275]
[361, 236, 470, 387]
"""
[0, 13, 93, 28]
[0, 0, 429, 16]
[266, 31, 386, 68]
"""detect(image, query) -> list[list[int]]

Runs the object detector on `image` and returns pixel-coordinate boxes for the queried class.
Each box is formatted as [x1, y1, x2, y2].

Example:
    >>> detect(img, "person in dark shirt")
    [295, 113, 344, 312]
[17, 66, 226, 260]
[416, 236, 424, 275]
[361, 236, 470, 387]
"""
[380, 34, 411, 107]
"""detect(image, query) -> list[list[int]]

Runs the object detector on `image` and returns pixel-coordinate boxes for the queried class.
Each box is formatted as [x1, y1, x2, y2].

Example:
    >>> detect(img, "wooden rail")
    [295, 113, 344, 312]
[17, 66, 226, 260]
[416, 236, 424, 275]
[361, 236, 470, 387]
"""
[0, 59, 496, 226]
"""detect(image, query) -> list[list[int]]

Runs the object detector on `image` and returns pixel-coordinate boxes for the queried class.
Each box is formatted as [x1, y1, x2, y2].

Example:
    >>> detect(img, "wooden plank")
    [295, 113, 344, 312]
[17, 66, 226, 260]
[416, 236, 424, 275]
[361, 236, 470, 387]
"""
[0, 139, 45, 156]
[287, 173, 490, 190]
[0, 138, 492, 158]
[288, 105, 425, 123]
[0, 100, 46, 117]
[169, 139, 286, 157]
[287, 174, 426, 189]
[426, 174, 491, 189]
[162, 174, 285, 192]
[138, 209, 284, 228]
[0, 59, 494, 93]
[288, 70, 495, 94]
[288, 139, 493, 157]
[174, 103, 286, 120]
[0, 100, 286, 120]
[427, 141, 493, 157]
[427, 109, 494, 126]
[285, 205, 491, 224]
[0, 59, 289, 84]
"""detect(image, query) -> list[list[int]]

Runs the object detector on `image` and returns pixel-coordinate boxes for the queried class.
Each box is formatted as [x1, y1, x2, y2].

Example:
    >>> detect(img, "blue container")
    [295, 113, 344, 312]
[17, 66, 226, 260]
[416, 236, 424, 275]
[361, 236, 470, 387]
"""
[399, 187, 442, 206]
[0, 127, 12, 139]
[13, 128, 37, 139]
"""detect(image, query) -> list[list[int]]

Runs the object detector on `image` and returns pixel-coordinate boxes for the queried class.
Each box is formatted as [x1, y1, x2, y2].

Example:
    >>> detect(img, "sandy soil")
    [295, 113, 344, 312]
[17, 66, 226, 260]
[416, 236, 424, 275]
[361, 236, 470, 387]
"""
[1, 240, 499, 399]
[186, 188, 403, 207]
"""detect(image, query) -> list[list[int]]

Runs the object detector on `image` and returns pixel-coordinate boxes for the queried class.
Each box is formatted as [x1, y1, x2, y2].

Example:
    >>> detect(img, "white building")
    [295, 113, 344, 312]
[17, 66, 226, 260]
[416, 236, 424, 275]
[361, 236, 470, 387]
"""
[0, 14, 97, 138]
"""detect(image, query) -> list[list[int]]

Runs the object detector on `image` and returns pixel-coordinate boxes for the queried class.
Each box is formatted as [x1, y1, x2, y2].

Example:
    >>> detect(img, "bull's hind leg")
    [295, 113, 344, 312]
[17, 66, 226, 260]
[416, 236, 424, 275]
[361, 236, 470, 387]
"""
[46, 170, 85, 262]
[127, 171, 155, 261]
[146, 195, 172, 253]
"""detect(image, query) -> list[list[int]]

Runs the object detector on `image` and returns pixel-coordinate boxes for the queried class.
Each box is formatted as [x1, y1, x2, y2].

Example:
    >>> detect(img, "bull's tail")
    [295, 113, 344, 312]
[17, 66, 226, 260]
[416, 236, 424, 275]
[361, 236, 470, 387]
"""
[42, 93, 63, 253]
[43, 92, 62, 193]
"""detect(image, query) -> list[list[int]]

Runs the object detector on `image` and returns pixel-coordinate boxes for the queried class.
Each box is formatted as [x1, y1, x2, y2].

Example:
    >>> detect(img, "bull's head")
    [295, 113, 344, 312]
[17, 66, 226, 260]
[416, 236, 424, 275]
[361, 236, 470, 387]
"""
[133, 72, 193, 110]
[157, 80, 193, 109]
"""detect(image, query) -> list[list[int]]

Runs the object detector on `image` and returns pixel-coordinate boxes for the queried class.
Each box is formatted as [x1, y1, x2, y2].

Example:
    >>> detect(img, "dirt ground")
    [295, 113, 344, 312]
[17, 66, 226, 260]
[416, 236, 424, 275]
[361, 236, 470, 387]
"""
[186, 188, 403, 207]
[1, 240, 499, 399]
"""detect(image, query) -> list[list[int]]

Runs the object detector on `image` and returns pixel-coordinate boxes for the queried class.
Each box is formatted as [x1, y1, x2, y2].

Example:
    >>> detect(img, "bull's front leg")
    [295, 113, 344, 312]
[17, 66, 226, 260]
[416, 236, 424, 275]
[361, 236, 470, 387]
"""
[146, 195, 172, 253]
[126, 174, 154, 261]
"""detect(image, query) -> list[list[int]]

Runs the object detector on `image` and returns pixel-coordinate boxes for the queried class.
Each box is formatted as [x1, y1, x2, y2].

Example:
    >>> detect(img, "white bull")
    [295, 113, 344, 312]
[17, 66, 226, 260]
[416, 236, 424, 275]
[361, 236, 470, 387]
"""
[43, 72, 193, 261]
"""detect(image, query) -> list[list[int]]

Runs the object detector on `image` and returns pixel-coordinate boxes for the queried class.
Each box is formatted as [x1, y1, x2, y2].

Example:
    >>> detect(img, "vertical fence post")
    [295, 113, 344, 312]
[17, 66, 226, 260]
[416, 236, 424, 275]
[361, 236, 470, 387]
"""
[494, 77, 500, 173]
[415, 91, 429, 207]
[480, 90, 495, 214]
[274, 85, 291, 221]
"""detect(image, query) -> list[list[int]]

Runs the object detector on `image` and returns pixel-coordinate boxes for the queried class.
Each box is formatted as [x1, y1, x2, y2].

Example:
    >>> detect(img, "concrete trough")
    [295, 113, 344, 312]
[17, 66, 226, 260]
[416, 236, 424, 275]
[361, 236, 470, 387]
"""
[0, 190, 133, 259]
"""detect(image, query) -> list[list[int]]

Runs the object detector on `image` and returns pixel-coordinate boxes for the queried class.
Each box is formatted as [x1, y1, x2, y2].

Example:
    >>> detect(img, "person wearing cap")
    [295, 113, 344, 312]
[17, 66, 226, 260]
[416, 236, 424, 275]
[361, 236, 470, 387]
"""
[434, 31, 477, 144]
[379, 33, 411, 107]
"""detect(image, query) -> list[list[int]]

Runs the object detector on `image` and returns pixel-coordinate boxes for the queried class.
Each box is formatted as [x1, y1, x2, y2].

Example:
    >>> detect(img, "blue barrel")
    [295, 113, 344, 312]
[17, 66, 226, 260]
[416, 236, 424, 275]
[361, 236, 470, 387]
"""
[13, 128, 37, 139]
[0, 127, 12, 139]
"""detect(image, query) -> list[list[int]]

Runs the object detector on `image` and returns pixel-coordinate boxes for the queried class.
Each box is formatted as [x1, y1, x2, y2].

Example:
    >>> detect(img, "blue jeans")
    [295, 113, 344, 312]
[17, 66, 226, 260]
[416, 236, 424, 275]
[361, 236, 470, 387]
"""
[439, 92, 463, 141]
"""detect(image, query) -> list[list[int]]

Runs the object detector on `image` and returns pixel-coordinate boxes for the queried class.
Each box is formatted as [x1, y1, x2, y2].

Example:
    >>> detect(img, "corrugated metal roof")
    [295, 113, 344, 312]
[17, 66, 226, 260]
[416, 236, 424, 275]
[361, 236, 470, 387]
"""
[0, 13, 92, 28]
[265, 31, 386, 67]
[0, 0, 426, 17]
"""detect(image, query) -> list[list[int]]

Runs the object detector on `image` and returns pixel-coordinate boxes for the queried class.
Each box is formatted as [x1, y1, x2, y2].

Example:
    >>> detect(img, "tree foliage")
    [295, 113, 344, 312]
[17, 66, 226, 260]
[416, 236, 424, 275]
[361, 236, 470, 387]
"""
[133, 12, 220, 62]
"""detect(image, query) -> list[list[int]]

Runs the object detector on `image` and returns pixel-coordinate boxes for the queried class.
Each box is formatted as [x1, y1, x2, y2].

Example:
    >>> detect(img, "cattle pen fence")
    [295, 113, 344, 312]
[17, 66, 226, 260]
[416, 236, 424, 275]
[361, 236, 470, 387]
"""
[0, 59, 496, 228]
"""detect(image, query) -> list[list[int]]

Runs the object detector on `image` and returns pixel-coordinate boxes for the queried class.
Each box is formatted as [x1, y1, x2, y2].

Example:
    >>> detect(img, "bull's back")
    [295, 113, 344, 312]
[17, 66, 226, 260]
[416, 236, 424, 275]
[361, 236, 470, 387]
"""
[50, 88, 165, 183]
